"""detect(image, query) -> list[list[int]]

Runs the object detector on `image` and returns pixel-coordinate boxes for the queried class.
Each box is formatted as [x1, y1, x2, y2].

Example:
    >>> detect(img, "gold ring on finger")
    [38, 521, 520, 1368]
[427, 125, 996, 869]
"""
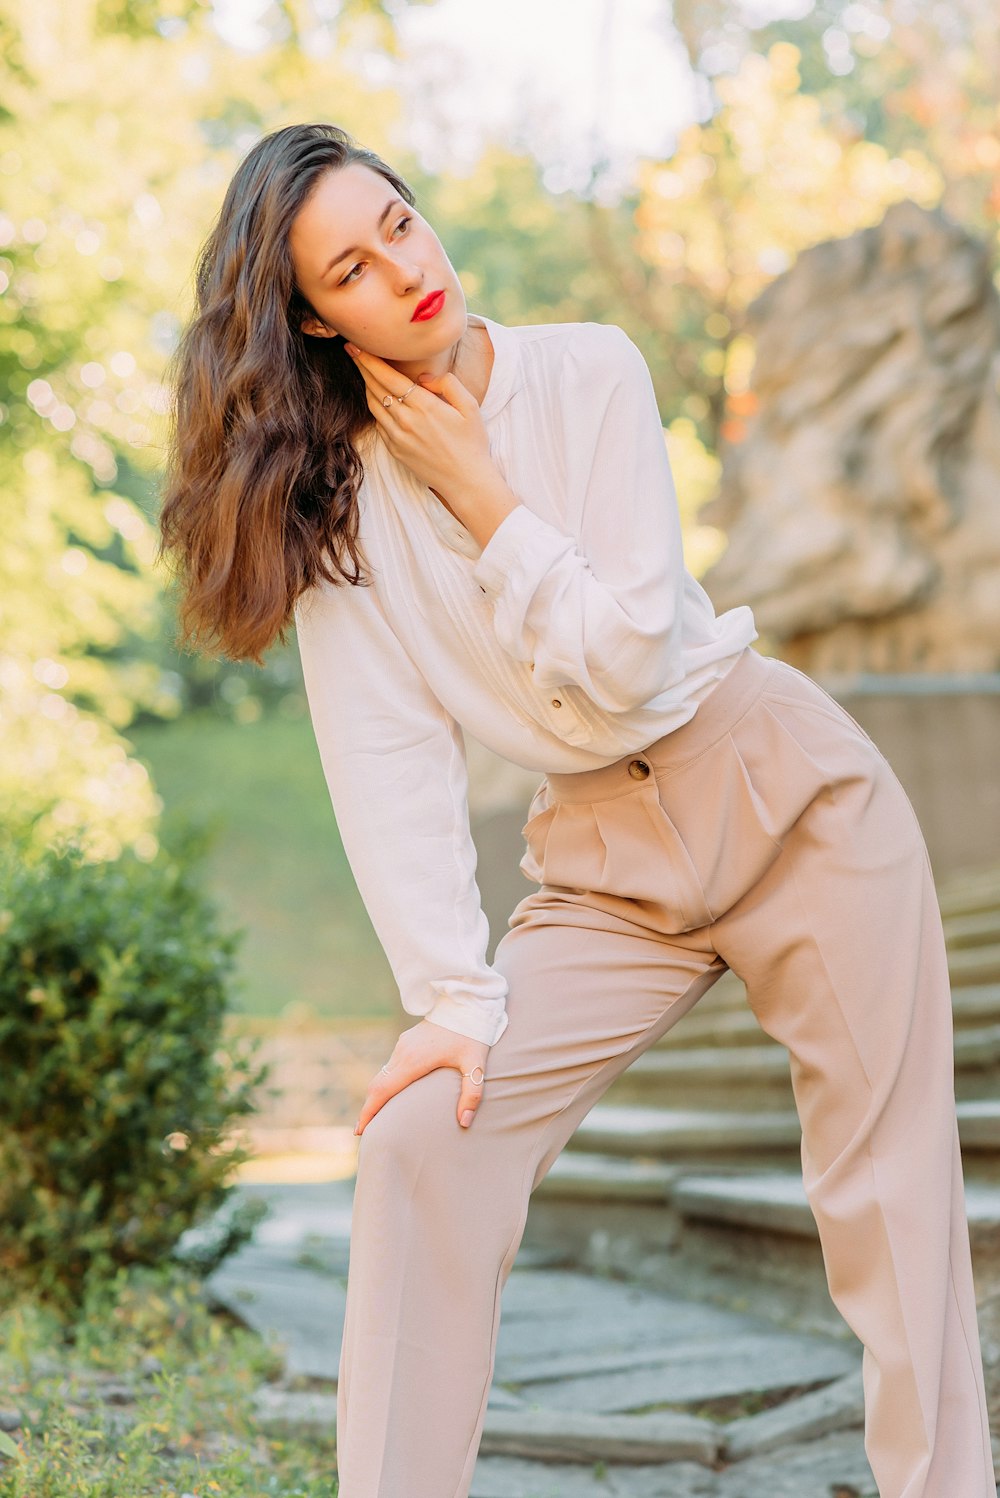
[382, 393, 393, 408]
[462, 1066, 485, 1086]
[397, 383, 417, 403]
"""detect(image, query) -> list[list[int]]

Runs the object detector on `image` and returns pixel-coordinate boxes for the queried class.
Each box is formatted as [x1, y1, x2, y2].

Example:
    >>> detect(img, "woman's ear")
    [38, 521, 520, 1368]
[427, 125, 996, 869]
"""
[301, 315, 338, 340]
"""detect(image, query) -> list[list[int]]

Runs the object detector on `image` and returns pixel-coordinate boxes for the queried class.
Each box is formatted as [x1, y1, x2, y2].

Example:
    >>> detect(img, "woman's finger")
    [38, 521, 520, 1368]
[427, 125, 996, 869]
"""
[353, 1048, 488, 1136]
[347, 351, 388, 404]
[346, 345, 427, 408]
[363, 388, 406, 458]
[354, 1057, 409, 1136]
[411, 368, 474, 415]
[456, 1063, 486, 1130]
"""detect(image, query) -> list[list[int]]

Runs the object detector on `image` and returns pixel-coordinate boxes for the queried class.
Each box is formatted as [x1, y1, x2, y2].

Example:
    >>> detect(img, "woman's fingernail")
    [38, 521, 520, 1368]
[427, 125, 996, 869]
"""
[460, 1110, 474, 1128]
[353, 1121, 361, 1135]
[344, 342, 358, 355]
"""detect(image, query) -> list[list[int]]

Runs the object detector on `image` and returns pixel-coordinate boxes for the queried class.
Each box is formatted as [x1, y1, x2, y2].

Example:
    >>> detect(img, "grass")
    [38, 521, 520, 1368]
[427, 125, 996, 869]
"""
[0, 1262, 338, 1497]
[127, 709, 397, 1025]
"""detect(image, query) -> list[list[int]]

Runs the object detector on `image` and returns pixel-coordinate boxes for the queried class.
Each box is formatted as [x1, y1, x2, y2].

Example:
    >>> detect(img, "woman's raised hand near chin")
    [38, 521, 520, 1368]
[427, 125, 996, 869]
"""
[344, 342, 494, 501]
[353, 1018, 490, 1137]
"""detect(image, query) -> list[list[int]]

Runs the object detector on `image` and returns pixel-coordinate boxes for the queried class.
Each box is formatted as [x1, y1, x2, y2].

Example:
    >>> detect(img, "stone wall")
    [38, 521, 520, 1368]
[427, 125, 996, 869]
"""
[820, 675, 1000, 881]
[698, 200, 1000, 675]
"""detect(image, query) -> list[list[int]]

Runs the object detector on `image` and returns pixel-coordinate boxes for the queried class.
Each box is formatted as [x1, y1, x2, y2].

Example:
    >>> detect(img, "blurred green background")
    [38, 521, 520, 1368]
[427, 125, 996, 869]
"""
[3, 0, 998, 1023]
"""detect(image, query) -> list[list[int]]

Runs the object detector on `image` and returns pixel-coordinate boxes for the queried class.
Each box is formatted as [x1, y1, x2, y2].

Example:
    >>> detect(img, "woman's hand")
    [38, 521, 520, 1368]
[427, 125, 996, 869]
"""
[353, 1017, 489, 1137]
[344, 342, 494, 502]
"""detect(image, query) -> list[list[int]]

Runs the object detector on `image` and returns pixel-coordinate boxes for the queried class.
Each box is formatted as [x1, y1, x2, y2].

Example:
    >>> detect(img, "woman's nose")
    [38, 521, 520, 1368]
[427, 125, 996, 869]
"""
[392, 255, 424, 292]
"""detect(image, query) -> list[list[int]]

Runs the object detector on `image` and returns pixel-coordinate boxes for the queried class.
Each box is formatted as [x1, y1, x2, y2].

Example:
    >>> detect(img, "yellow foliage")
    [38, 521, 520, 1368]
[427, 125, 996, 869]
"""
[635, 42, 945, 316]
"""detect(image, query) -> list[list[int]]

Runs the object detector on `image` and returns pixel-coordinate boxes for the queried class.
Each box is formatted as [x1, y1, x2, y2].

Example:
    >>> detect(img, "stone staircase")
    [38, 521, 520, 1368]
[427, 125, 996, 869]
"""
[525, 863, 1000, 1328]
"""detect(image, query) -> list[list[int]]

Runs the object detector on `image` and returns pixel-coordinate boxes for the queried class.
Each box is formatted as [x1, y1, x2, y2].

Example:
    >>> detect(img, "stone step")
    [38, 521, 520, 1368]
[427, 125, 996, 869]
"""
[956, 1026, 1000, 1076]
[567, 1103, 802, 1161]
[656, 1005, 770, 1050]
[650, 976, 1000, 1056]
[944, 910, 1000, 950]
[607, 1024, 1000, 1110]
[530, 1149, 681, 1203]
[937, 868, 1000, 920]
[672, 1170, 1000, 1250]
[608, 1043, 795, 1109]
[950, 943, 1000, 987]
[951, 985, 1000, 1025]
[567, 1098, 1000, 1163]
[955, 1100, 1000, 1151]
[690, 968, 750, 1014]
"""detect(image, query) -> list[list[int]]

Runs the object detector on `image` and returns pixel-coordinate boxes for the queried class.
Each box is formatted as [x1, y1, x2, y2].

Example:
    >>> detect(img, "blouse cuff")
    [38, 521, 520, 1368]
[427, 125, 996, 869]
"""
[472, 503, 573, 605]
[422, 993, 510, 1047]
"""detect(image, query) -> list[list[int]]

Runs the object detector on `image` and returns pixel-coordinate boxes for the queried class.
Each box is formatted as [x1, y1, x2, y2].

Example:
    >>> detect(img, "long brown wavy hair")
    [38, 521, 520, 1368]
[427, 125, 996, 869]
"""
[158, 123, 416, 664]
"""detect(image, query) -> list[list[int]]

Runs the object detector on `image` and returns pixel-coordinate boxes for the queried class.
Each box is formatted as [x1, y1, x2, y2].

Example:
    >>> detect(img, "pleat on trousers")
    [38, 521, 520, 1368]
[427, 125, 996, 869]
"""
[334, 644, 995, 1498]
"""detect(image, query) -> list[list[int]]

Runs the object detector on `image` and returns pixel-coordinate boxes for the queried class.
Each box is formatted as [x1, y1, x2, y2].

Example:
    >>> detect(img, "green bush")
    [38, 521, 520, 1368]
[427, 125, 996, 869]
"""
[0, 828, 271, 1315]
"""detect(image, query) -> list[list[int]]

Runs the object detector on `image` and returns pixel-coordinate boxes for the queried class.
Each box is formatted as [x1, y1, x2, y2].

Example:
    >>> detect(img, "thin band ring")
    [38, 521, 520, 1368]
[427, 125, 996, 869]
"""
[381, 382, 417, 409]
[379, 1062, 486, 1086]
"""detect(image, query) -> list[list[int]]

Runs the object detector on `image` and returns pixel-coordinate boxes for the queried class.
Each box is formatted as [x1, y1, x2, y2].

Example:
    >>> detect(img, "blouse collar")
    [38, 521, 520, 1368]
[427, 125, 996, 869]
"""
[467, 310, 521, 423]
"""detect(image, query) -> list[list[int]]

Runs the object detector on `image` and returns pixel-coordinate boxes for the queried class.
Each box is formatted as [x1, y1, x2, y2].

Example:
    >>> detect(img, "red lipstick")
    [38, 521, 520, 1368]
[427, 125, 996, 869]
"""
[412, 289, 446, 321]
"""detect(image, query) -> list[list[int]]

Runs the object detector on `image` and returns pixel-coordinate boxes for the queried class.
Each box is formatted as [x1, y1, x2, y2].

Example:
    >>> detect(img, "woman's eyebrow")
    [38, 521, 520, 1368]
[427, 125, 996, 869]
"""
[322, 198, 406, 278]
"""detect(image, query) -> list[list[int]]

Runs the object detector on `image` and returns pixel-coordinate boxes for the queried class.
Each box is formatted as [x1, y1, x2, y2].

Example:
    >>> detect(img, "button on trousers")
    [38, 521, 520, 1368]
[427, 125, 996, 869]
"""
[336, 645, 995, 1498]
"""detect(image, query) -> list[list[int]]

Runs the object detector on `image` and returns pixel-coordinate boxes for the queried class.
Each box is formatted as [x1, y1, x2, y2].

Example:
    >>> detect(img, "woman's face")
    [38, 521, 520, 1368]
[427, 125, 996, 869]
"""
[288, 162, 467, 359]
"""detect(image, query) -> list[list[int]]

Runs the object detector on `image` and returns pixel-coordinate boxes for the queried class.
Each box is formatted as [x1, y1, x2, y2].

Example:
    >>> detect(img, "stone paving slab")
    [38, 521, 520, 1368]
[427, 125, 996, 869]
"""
[212, 1182, 861, 1417]
[715, 1428, 875, 1496]
[251, 1385, 721, 1464]
[208, 1255, 347, 1381]
[469, 1431, 879, 1497]
[479, 1407, 719, 1463]
[477, 1431, 878, 1498]
[720, 1367, 864, 1459]
[493, 1282, 854, 1392]
[469, 1455, 717, 1497]
[497, 1266, 663, 1320]
[520, 1330, 857, 1414]
[470, 1456, 718, 1497]
[207, 1178, 969, 1498]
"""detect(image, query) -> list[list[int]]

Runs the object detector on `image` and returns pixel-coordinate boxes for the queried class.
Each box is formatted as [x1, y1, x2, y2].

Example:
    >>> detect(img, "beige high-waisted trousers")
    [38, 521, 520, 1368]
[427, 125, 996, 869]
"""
[336, 644, 994, 1498]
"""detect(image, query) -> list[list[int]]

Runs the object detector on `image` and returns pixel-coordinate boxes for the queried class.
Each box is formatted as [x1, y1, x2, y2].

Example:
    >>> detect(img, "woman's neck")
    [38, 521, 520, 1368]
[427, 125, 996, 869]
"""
[388, 320, 493, 408]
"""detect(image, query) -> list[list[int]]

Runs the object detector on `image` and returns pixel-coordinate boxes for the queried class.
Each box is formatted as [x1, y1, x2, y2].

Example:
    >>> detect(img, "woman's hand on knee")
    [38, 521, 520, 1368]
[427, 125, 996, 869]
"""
[353, 1019, 490, 1138]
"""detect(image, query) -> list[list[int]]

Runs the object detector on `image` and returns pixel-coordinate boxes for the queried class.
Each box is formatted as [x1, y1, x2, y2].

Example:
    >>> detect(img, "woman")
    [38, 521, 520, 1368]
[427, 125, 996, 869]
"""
[159, 123, 994, 1498]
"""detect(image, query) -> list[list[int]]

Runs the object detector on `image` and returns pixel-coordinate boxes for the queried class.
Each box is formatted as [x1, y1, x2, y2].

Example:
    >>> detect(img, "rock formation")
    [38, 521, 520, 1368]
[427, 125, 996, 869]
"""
[699, 200, 1000, 674]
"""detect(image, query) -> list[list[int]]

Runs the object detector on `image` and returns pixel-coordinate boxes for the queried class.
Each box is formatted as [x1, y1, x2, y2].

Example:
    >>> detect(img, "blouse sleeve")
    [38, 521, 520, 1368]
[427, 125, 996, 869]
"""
[293, 576, 509, 1047]
[471, 322, 686, 714]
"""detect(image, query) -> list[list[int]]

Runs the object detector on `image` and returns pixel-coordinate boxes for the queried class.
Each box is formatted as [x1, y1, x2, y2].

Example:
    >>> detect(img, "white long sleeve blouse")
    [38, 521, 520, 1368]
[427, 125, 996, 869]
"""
[294, 312, 758, 1046]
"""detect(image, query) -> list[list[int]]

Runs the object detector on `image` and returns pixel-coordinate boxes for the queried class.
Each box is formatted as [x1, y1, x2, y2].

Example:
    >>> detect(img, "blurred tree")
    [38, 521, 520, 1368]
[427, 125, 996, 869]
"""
[670, 0, 999, 237]
[0, 0, 438, 852]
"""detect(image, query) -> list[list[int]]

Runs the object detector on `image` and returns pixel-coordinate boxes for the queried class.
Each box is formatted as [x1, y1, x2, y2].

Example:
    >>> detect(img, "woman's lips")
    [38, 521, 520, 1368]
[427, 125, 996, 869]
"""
[412, 289, 446, 321]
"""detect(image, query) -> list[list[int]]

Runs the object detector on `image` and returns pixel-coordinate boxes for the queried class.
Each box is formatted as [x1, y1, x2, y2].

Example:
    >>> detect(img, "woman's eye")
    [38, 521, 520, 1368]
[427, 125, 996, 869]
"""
[338, 217, 413, 286]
